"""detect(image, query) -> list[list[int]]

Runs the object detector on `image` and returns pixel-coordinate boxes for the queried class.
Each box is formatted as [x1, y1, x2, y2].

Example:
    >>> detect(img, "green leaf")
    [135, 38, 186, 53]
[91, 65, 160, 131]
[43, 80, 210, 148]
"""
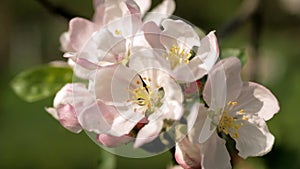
[221, 48, 247, 66]
[10, 65, 73, 102]
[97, 150, 116, 169]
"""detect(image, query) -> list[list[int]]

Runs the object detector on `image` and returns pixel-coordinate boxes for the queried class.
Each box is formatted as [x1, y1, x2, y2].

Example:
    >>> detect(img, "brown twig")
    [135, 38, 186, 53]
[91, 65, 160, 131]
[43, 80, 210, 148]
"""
[217, 0, 260, 38]
[35, 0, 77, 20]
[249, 0, 263, 81]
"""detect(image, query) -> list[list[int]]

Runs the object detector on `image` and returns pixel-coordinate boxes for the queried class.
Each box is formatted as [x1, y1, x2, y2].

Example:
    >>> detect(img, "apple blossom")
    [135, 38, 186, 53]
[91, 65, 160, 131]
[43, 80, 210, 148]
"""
[78, 51, 184, 147]
[46, 83, 94, 133]
[143, 19, 219, 83]
[185, 57, 279, 169]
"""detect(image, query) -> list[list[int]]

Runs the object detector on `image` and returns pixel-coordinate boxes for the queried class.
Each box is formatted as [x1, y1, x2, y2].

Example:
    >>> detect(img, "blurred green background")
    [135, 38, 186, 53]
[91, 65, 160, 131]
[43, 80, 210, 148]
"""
[1, 0, 300, 168]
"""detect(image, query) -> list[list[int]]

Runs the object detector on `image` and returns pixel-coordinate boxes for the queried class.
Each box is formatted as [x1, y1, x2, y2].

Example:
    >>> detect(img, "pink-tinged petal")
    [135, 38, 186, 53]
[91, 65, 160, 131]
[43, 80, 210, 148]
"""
[142, 21, 164, 49]
[173, 56, 207, 82]
[126, 0, 142, 15]
[94, 64, 139, 104]
[175, 137, 201, 169]
[103, 0, 126, 24]
[195, 31, 219, 73]
[69, 18, 97, 51]
[235, 118, 275, 158]
[168, 166, 184, 169]
[77, 100, 115, 134]
[106, 14, 142, 39]
[93, 4, 105, 26]
[203, 61, 227, 110]
[46, 107, 59, 120]
[204, 57, 243, 109]
[53, 83, 94, 112]
[201, 133, 231, 169]
[129, 48, 171, 73]
[134, 0, 151, 16]
[93, 0, 105, 9]
[134, 118, 164, 148]
[187, 104, 208, 144]
[97, 133, 133, 147]
[46, 83, 93, 133]
[108, 105, 145, 136]
[57, 104, 82, 133]
[233, 82, 280, 121]
[59, 32, 73, 52]
[143, 0, 176, 25]
[161, 19, 200, 51]
[90, 28, 127, 62]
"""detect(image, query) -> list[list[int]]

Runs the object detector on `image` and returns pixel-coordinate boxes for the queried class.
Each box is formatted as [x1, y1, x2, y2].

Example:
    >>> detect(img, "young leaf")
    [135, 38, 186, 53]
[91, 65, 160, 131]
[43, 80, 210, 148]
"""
[11, 65, 73, 102]
[221, 48, 247, 66]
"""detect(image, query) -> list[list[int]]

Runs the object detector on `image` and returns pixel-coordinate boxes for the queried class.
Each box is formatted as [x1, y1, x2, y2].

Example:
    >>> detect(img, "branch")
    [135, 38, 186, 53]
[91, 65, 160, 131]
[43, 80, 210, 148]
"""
[35, 0, 77, 20]
[249, 0, 263, 81]
[217, 0, 260, 38]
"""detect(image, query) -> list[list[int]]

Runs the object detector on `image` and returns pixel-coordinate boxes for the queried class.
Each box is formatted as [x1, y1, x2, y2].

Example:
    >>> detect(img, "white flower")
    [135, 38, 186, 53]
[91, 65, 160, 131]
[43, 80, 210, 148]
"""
[46, 83, 94, 133]
[187, 57, 279, 169]
[78, 52, 183, 147]
[143, 19, 219, 83]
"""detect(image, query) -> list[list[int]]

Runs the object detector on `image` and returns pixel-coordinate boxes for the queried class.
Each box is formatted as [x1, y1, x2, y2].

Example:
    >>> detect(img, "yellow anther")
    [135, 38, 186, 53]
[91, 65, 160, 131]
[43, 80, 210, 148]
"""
[238, 109, 245, 114]
[165, 45, 193, 68]
[242, 116, 249, 121]
[115, 29, 122, 35]
[232, 102, 238, 106]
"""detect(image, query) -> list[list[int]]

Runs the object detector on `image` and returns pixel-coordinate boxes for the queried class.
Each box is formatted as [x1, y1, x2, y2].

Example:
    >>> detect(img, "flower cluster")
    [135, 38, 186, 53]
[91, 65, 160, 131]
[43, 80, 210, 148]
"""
[47, 0, 280, 168]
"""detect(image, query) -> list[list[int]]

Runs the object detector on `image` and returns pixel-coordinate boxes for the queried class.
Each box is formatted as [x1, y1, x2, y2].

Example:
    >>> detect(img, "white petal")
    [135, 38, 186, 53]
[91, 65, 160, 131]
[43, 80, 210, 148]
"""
[198, 115, 217, 144]
[77, 101, 113, 134]
[142, 21, 164, 49]
[69, 17, 97, 51]
[45, 107, 59, 120]
[196, 31, 219, 73]
[134, 118, 164, 148]
[161, 19, 200, 51]
[203, 62, 227, 110]
[59, 32, 73, 52]
[201, 133, 231, 169]
[106, 12, 142, 39]
[203, 57, 243, 109]
[134, 0, 151, 16]
[173, 56, 207, 82]
[129, 47, 171, 73]
[93, 64, 139, 104]
[233, 82, 280, 121]
[175, 137, 201, 169]
[235, 119, 275, 158]
[91, 28, 126, 61]
[187, 104, 211, 144]
[143, 0, 176, 25]
[97, 133, 133, 147]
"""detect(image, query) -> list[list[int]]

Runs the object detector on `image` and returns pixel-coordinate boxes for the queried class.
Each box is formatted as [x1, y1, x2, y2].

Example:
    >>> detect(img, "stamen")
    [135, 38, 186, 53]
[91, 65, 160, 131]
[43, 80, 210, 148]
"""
[218, 102, 248, 139]
[115, 29, 122, 35]
[164, 45, 193, 69]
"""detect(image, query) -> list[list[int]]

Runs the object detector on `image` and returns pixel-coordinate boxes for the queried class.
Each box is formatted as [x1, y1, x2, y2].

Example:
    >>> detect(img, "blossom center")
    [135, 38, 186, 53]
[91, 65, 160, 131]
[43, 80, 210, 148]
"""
[165, 45, 193, 69]
[217, 101, 248, 139]
[128, 77, 165, 116]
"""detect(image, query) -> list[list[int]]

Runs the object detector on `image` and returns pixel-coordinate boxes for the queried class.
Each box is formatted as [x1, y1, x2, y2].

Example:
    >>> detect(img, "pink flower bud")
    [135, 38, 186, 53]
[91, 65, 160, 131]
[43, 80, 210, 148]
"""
[175, 137, 201, 169]
[97, 134, 133, 147]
